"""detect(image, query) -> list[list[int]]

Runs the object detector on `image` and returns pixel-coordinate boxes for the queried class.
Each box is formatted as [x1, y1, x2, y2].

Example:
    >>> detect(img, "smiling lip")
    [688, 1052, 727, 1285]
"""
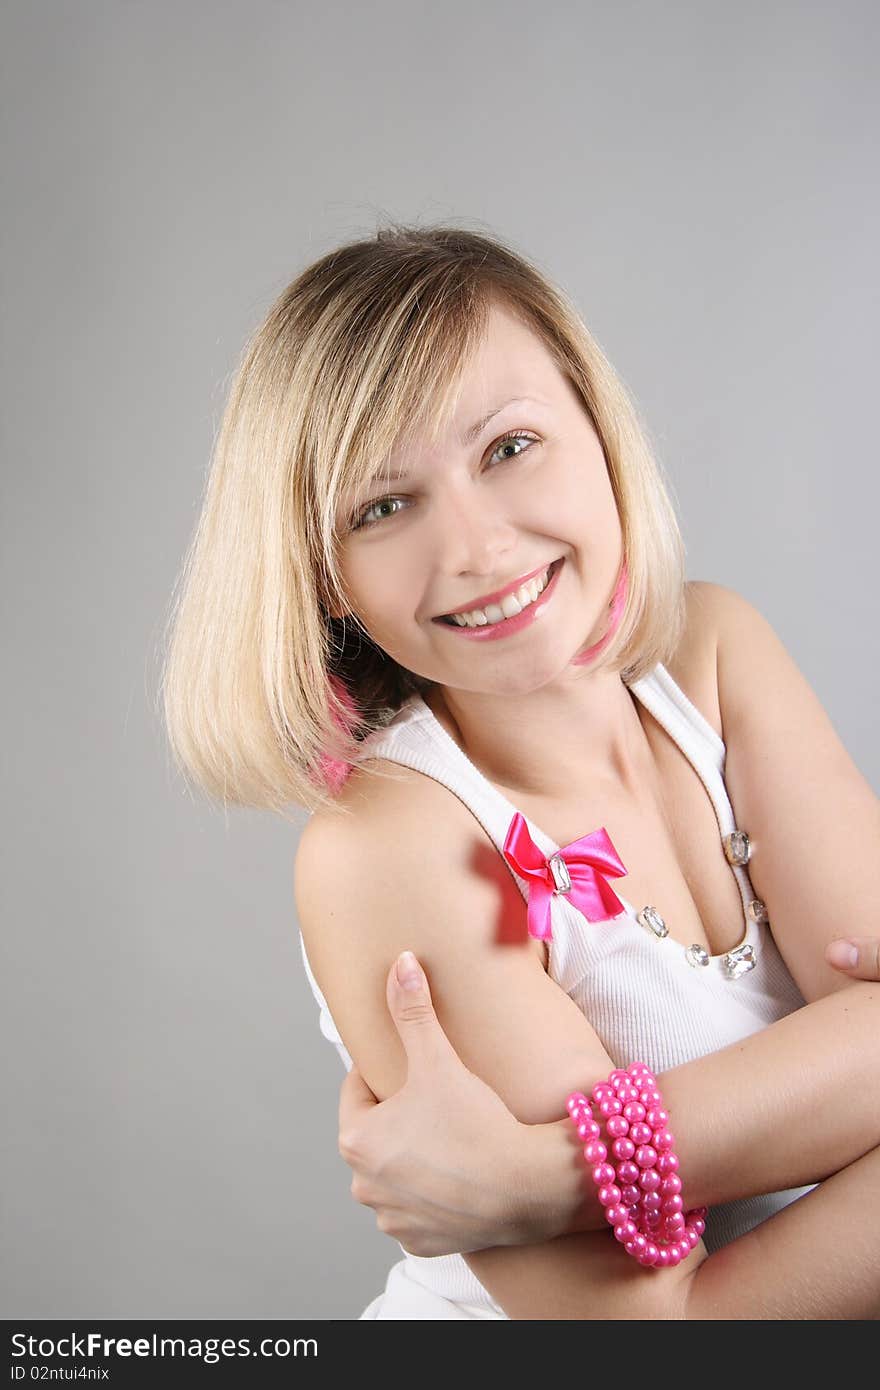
[432, 557, 564, 641]
[434, 561, 557, 621]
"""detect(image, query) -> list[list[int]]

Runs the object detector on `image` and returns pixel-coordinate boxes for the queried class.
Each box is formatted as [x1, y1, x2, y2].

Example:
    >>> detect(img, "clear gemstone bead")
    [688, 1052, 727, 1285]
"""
[548, 853, 572, 894]
[637, 905, 668, 938]
[747, 898, 769, 923]
[685, 943, 710, 968]
[722, 830, 751, 866]
[723, 943, 757, 979]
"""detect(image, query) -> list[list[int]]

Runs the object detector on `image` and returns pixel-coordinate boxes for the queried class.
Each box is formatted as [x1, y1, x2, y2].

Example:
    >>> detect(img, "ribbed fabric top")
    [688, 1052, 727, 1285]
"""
[299, 663, 816, 1319]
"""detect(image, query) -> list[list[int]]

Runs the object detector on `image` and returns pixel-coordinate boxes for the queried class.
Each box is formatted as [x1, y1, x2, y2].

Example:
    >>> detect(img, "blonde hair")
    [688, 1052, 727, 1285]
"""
[159, 221, 687, 821]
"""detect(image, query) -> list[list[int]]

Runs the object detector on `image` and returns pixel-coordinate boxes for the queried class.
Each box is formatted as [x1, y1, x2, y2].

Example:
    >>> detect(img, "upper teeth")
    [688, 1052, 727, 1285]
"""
[446, 564, 553, 626]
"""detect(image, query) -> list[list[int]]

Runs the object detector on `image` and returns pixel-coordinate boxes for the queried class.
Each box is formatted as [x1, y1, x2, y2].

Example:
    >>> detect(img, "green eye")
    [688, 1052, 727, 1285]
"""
[488, 430, 540, 465]
[350, 429, 540, 531]
[352, 497, 405, 530]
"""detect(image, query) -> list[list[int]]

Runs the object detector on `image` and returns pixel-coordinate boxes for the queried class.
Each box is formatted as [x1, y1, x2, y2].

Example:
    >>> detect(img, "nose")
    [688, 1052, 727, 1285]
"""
[434, 483, 519, 579]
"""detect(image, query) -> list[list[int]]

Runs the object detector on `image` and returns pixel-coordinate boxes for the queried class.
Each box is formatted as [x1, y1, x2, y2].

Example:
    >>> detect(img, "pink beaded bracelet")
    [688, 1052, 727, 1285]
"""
[566, 1061, 708, 1268]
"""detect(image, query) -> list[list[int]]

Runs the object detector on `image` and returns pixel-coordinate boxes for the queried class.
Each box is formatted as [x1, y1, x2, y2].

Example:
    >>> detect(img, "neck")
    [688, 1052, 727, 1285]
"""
[427, 664, 655, 802]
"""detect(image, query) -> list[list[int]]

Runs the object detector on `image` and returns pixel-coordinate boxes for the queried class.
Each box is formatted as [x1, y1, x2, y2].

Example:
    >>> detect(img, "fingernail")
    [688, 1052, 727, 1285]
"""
[826, 940, 858, 969]
[396, 950, 423, 990]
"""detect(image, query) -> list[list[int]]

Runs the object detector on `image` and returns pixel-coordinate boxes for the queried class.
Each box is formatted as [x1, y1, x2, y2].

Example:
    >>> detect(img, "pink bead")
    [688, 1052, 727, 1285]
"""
[575, 1064, 703, 1270]
[599, 1097, 623, 1118]
[624, 1234, 648, 1258]
[576, 1119, 601, 1141]
[617, 1082, 641, 1103]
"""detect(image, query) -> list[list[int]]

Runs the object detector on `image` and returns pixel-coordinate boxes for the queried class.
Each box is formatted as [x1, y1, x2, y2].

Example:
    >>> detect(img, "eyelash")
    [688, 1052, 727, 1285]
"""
[349, 430, 541, 532]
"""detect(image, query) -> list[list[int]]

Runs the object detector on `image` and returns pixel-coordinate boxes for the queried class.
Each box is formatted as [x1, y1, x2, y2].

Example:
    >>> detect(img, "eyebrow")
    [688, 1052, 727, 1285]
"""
[368, 396, 543, 485]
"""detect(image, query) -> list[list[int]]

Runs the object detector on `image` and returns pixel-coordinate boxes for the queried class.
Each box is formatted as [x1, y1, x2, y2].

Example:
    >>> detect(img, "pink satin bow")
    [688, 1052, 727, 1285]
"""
[501, 811, 628, 942]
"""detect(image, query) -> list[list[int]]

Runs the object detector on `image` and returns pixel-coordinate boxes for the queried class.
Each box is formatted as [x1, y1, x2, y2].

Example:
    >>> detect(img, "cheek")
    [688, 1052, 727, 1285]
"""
[525, 469, 618, 545]
[341, 550, 416, 630]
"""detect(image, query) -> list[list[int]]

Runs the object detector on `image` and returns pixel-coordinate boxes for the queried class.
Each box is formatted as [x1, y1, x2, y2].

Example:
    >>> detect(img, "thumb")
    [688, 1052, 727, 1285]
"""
[825, 937, 880, 981]
[338, 1062, 380, 1133]
[386, 950, 453, 1070]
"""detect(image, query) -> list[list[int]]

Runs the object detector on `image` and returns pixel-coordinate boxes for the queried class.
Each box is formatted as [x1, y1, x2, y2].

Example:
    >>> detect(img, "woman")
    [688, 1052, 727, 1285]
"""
[163, 223, 880, 1320]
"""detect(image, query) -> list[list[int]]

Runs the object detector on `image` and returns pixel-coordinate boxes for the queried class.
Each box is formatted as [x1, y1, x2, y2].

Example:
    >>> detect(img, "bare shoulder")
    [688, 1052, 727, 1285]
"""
[668, 579, 795, 745]
[663, 579, 727, 743]
[300, 745, 471, 853]
[295, 756, 459, 917]
[293, 750, 527, 1095]
[679, 580, 791, 730]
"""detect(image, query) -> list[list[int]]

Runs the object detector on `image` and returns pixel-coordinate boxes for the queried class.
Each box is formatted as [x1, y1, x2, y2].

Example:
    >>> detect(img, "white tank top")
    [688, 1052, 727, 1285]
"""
[299, 663, 817, 1319]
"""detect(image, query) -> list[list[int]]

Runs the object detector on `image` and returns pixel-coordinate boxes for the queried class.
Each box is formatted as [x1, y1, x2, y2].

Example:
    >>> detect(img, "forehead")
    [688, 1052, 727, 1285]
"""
[461, 300, 561, 394]
[388, 302, 565, 462]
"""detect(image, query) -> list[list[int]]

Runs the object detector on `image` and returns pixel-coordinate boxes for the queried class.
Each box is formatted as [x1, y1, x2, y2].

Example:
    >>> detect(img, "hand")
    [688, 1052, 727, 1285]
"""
[337, 951, 528, 1257]
[825, 938, 880, 980]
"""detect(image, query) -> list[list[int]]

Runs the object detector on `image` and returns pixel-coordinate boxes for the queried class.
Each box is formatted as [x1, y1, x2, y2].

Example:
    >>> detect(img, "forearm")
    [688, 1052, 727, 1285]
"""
[685, 1141, 880, 1319]
[663, 981, 879, 1212]
[482, 1141, 880, 1320]
[515, 982, 879, 1243]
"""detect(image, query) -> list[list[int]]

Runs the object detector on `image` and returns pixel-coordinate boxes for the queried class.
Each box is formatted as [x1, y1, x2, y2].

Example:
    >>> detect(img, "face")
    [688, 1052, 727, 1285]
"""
[332, 300, 624, 699]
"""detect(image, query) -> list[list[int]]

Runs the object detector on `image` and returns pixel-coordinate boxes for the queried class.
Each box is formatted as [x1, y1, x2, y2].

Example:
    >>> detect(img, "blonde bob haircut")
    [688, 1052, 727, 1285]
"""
[160, 222, 686, 821]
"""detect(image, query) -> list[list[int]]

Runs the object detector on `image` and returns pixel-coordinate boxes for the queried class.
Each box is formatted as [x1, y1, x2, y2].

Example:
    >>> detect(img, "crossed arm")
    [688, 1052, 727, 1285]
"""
[299, 584, 880, 1317]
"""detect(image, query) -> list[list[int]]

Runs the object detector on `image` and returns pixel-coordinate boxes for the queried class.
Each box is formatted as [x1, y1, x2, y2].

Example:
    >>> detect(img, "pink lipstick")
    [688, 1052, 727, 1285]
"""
[432, 557, 564, 642]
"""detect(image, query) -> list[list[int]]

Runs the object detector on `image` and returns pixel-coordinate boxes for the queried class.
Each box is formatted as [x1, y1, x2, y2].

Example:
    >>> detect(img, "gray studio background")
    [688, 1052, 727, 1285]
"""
[2, 1, 877, 1319]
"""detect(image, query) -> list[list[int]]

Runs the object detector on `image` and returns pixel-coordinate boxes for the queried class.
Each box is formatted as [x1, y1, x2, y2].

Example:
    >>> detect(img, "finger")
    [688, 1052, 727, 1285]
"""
[825, 938, 880, 980]
[385, 950, 457, 1076]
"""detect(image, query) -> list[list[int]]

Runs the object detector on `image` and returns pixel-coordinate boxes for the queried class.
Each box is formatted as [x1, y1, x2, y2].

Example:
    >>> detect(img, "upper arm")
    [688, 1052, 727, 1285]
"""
[705, 582, 880, 1004]
[294, 770, 700, 1319]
